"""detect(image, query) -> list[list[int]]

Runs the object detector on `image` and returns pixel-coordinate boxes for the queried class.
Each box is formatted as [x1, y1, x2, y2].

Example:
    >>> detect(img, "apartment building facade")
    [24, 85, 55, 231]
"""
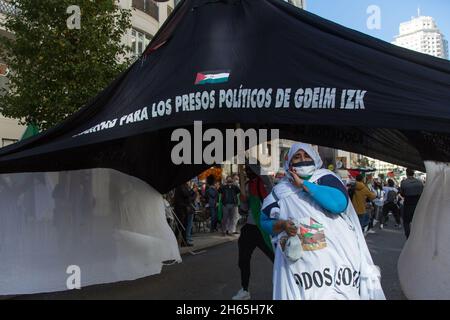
[393, 14, 449, 60]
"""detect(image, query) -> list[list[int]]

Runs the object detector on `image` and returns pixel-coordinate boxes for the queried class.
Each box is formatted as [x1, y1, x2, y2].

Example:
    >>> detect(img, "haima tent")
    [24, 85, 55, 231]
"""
[0, 0, 449, 298]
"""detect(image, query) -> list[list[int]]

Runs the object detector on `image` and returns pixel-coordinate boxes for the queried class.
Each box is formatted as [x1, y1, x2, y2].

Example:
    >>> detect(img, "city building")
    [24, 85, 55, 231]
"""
[120, 0, 175, 60]
[287, 0, 307, 10]
[393, 11, 449, 59]
[0, 0, 175, 146]
[0, 0, 24, 146]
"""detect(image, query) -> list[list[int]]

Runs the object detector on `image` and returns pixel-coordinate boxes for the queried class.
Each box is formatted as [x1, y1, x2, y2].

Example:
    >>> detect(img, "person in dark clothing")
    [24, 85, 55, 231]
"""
[381, 179, 402, 229]
[205, 175, 219, 232]
[219, 176, 241, 235]
[400, 169, 424, 238]
[232, 166, 274, 300]
[173, 181, 195, 246]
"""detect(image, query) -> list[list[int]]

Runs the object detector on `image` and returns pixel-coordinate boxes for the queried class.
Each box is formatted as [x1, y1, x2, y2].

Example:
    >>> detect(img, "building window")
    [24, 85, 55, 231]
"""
[132, 0, 159, 21]
[131, 29, 153, 59]
[2, 138, 18, 147]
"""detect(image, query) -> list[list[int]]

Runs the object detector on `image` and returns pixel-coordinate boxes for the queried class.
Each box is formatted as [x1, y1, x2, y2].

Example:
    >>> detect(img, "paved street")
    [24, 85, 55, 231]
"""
[365, 224, 408, 300]
[16, 220, 407, 300]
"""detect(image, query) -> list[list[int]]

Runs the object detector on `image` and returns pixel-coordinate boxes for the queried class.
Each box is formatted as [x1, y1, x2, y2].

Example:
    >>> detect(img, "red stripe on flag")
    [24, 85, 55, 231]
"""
[195, 73, 206, 84]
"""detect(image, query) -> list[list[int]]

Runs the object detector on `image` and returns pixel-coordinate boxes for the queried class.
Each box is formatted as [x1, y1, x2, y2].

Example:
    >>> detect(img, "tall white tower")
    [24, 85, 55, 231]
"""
[393, 12, 449, 59]
[286, 0, 306, 10]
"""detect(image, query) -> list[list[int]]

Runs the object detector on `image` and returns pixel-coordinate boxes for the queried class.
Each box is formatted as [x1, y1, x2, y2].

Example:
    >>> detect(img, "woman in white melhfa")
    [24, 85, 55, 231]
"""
[260, 143, 385, 300]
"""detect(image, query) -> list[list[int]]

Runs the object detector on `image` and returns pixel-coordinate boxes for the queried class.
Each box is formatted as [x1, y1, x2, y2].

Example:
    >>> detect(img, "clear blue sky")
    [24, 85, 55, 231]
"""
[307, 0, 450, 47]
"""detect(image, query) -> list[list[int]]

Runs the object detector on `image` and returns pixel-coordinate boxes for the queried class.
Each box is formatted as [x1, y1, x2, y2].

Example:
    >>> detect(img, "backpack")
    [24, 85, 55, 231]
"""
[386, 189, 397, 204]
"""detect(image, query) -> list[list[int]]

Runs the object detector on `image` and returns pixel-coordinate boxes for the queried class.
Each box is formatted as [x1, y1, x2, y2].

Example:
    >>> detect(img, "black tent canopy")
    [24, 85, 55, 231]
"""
[0, 0, 450, 193]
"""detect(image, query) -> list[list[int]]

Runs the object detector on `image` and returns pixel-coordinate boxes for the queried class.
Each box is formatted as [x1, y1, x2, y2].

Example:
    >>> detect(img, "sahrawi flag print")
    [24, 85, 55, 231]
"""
[195, 71, 230, 85]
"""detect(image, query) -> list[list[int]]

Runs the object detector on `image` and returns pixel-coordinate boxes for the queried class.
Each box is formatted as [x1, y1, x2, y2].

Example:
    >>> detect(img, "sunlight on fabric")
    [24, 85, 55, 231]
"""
[398, 161, 450, 300]
[0, 169, 181, 295]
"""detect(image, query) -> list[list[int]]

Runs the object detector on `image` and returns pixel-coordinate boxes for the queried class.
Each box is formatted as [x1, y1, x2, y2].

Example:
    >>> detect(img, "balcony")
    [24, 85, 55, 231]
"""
[132, 0, 159, 21]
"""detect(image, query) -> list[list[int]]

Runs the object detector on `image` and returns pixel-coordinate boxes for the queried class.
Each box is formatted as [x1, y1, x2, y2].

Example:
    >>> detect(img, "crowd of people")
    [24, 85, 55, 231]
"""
[348, 169, 424, 239]
[166, 170, 249, 247]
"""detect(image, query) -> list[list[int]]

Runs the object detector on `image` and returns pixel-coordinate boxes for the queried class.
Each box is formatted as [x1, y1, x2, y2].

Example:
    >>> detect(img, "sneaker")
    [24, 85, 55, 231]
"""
[380, 224, 384, 229]
[232, 288, 251, 300]
[368, 229, 376, 234]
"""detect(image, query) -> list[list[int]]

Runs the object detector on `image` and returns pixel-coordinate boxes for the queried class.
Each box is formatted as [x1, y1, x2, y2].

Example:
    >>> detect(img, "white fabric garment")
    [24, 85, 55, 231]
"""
[283, 143, 323, 182]
[0, 169, 181, 295]
[264, 142, 385, 300]
[398, 161, 450, 300]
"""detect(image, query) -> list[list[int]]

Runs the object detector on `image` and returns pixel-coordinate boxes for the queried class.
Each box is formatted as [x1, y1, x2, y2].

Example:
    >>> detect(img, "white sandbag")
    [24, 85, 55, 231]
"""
[398, 161, 450, 300]
[0, 169, 181, 295]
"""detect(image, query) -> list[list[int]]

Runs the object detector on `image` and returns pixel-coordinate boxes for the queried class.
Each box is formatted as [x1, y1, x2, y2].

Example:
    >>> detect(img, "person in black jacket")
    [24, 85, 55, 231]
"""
[174, 181, 196, 246]
[400, 169, 424, 238]
[205, 175, 219, 232]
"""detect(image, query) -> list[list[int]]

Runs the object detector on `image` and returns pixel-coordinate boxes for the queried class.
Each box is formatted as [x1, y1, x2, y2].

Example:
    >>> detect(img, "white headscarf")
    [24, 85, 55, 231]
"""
[269, 143, 324, 200]
[283, 143, 323, 180]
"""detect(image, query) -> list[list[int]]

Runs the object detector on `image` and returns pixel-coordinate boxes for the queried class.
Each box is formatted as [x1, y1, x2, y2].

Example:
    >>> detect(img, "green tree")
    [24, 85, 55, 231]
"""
[0, 0, 132, 130]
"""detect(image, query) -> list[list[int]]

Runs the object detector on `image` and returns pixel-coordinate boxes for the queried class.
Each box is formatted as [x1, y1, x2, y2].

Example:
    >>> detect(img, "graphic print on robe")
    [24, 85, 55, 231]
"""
[299, 217, 327, 251]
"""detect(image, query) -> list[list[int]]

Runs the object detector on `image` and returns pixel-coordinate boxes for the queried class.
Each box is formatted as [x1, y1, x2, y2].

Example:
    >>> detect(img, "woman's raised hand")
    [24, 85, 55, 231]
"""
[288, 168, 305, 189]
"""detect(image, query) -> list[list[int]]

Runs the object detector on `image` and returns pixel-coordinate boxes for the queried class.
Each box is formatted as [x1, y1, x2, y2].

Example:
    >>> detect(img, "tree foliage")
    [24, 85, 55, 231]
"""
[0, 0, 132, 130]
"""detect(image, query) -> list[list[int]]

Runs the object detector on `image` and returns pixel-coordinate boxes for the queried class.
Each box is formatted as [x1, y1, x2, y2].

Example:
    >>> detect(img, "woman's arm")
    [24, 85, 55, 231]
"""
[260, 203, 297, 237]
[260, 203, 277, 236]
[303, 181, 348, 214]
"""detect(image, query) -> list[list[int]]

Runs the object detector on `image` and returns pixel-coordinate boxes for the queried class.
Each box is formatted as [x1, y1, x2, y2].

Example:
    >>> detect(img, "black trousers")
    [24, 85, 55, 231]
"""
[238, 224, 274, 291]
[382, 202, 401, 225]
[403, 203, 417, 239]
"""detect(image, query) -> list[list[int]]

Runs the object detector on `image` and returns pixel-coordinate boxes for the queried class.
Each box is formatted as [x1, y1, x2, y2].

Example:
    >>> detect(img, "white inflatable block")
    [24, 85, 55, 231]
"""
[0, 169, 181, 295]
[398, 161, 450, 300]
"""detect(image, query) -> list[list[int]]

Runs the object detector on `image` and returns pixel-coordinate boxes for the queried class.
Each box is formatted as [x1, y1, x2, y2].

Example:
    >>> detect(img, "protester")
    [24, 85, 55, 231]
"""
[381, 179, 402, 229]
[260, 143, 385, 300]
[232, 173, 240, 186]
[219, 176, 241, 235]
[232, 166, 274, 300]
[215, 181, 223, 229]
[205, 175, 219, 233]
[173, 181, 196, 247]
[351, 175, 376, 234]
[372, 179, 384, 228]
[400, 169, 424, 238]
[192, 183, 202, 210]
[365, 175, 376, 233]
